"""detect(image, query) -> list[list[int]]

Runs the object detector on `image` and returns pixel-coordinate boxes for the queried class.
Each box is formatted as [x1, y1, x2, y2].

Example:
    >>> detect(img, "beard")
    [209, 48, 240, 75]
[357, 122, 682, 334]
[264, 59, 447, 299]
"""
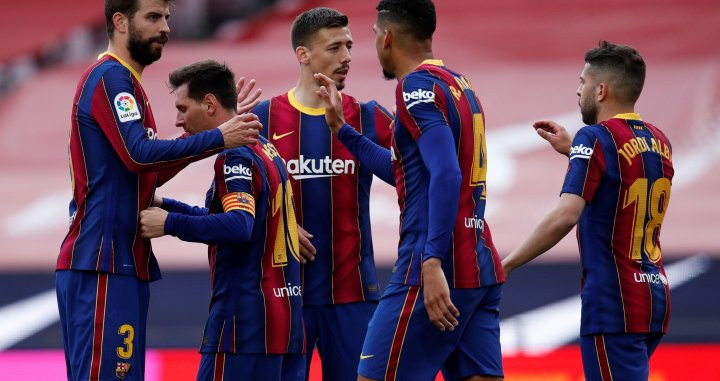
[382, 69, 395, 80]
[335, 80, 345, 91]
[579, 97, 598, 125]
[127, 22, 168, 66]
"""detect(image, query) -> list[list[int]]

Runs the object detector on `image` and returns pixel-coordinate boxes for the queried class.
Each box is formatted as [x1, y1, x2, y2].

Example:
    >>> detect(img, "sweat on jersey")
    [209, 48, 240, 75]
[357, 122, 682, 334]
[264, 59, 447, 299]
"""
[561, 113, 673, 335]
[163, 137, 304, 354]
[253, 89, 393, 306]
[57, 52, 224, 281]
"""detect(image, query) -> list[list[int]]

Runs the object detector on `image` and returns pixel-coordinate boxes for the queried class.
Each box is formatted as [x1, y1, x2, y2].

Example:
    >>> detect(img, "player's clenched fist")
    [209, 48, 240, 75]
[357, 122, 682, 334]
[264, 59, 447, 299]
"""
[140, 207, 169, 239]
[219, 113, 263, 148]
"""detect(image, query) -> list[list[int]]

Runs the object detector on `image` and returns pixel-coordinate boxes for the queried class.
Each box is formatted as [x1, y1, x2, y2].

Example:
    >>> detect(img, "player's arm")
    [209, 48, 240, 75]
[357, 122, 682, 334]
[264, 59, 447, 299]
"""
[92, 66, 261, 174]
[503, 127, 603, 277]
[314, 73, 395, 185]
[140, 151, 256, 244]
[401, 74, 462, 332]
[156, 196, 209, 216]
[502, 193, 585, 276]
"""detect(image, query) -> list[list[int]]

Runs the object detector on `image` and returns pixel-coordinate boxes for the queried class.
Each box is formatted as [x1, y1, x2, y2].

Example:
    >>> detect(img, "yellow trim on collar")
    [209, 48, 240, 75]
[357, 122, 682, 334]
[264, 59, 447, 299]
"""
[288, 88, 326, 116]
[613, 113, 642, 121]
[98, 51, 142, 82]
[420, 59, 444, 67]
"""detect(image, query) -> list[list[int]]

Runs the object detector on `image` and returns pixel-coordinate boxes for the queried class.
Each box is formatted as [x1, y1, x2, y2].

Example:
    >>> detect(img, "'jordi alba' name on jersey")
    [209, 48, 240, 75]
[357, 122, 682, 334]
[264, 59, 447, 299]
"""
[391, 60, 503, 288]
[561, 114, 673, 335]
[253, 90, 393, 306]
[202, 137, 304, 354]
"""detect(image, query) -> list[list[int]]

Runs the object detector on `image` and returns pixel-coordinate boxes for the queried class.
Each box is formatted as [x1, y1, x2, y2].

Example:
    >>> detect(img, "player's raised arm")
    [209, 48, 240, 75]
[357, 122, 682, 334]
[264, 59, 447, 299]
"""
[315, 72, 395, 184]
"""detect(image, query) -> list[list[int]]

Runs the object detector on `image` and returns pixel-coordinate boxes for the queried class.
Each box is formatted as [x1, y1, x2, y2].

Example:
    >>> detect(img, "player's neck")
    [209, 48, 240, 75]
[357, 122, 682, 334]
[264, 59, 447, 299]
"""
[394, 49, 434, 80]
[293, 75, 325, 109]
[598, 103, 636, 123]
[107, 42, 145, 77]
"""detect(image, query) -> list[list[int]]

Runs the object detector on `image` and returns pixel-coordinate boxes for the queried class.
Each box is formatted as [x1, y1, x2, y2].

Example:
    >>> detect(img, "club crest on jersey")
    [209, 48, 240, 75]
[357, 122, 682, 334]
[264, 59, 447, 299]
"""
[114, 92, 141, 122]
[116, 362, 131, 379]
[570, 144, 593, 160]
[403, 89, 435, 109]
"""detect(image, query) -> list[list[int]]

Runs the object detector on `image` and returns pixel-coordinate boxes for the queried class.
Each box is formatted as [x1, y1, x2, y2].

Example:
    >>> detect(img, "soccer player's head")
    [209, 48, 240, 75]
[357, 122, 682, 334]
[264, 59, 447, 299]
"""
[578, 40, 646, 125]
[291, 7, 352, 90]
[105, 0, 172, 67]
[374, 0, 436, 80]
[169, 60, 238, 135]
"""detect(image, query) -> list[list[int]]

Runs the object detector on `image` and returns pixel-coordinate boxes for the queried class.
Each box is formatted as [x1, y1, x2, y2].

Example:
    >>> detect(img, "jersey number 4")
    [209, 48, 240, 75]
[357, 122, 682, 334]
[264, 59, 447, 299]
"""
[623, 177, 671, 263]
[470, 113, 488, 198]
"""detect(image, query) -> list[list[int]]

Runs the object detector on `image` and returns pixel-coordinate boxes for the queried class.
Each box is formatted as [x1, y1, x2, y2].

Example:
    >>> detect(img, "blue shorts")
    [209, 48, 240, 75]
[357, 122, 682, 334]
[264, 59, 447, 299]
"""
[197, 352, 305, 381]
[358, 283, 503, 381]
[55, 270, 150, 381]
[580, 332, 663, 381]
[303, 301, 377, 381]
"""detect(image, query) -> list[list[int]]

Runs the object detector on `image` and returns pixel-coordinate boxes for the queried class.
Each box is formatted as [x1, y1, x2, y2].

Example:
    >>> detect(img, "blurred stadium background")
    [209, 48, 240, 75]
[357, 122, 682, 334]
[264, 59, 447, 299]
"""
[1, 0, 719, 379]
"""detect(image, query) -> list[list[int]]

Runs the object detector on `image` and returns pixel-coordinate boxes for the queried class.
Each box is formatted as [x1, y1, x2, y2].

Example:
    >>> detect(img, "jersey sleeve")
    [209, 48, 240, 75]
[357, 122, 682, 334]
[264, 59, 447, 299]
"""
[361, 101, 394, 148]
[397, 73, 449, 141]
[417, 121, 462, 263]
[561, 127, 606, 203]
[163, 149, 257, 244]
[91, 65, 224, 173]
[337, 124, 394, 185]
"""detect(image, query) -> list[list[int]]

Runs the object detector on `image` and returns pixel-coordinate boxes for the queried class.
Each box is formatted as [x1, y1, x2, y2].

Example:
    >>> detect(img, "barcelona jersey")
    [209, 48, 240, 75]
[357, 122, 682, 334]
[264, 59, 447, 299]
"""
[390, 60, 504, 288]
[253, 90, 393, 306]
[197, 137, 304, 354]
[562, 114, 673, 335]
[58, 53, 224, 281]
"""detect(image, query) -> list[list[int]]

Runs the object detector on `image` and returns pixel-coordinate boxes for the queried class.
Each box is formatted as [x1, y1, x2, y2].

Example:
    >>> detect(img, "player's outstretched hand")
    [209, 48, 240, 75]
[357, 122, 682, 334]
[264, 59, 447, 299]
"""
[314, 72, 345, 134]
[298, 226, 316, 264]
[236, 77, 262, 115]
[140, 207, 169, 239]
[219, 113, 262, 148]
[533, 120, 572, 156]
[152, 195, 163, 207]
[422, 258, 460, 332]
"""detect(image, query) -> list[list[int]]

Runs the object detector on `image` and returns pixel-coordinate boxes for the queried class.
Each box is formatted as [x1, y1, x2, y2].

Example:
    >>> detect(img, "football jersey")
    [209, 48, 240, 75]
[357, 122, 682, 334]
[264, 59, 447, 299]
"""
[253, 89, 393, 306]
[561, 113, 673, 334]
[57, 52, 224, 281]
[391, 59, 504, 288]
[200, 137, 304, 354]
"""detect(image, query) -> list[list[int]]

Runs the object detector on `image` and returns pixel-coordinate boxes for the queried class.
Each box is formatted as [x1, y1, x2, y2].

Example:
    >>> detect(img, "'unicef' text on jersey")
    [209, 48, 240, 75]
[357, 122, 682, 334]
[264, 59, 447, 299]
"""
[286, 155, 355, 180]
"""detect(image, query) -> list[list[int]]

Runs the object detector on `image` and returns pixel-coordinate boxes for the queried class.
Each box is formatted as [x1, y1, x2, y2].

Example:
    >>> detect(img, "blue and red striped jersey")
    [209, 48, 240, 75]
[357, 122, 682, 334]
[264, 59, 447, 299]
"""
[391, 60, 504, 288]
[193, 137, 304, 354]
[253, 90, 393, 306]
[57, 53, 224, 281]
[561, 113, 673, 335]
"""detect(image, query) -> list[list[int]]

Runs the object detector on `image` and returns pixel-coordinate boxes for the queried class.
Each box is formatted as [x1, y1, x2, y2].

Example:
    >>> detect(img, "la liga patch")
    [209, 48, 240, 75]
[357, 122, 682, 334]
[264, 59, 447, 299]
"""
[114, 92, 141, 122]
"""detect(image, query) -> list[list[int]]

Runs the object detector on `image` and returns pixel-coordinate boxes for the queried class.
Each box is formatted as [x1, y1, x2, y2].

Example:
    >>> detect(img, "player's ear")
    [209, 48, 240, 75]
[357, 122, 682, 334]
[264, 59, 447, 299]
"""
[112, 12, 129, 35]
[382, 28, 393, 49]
[596, 82, 608, 102]
[203, 94, 216, 115]
[295, 46, 310, 65]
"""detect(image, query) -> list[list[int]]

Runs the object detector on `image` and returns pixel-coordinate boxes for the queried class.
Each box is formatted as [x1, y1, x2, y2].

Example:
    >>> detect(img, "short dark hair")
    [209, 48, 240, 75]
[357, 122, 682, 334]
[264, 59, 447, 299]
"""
[169, 60, 237, 111]
[291, 7, 348, 49]
[585, 40, 646, 104]
[105, 0, 172, 39]
[376, 0, 436, 41]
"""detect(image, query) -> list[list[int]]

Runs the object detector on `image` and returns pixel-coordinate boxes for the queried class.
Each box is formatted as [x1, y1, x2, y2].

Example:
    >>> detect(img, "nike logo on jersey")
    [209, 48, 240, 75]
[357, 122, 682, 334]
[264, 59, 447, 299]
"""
[360, 354, 374, 360]
[272, 131, 295, 140]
